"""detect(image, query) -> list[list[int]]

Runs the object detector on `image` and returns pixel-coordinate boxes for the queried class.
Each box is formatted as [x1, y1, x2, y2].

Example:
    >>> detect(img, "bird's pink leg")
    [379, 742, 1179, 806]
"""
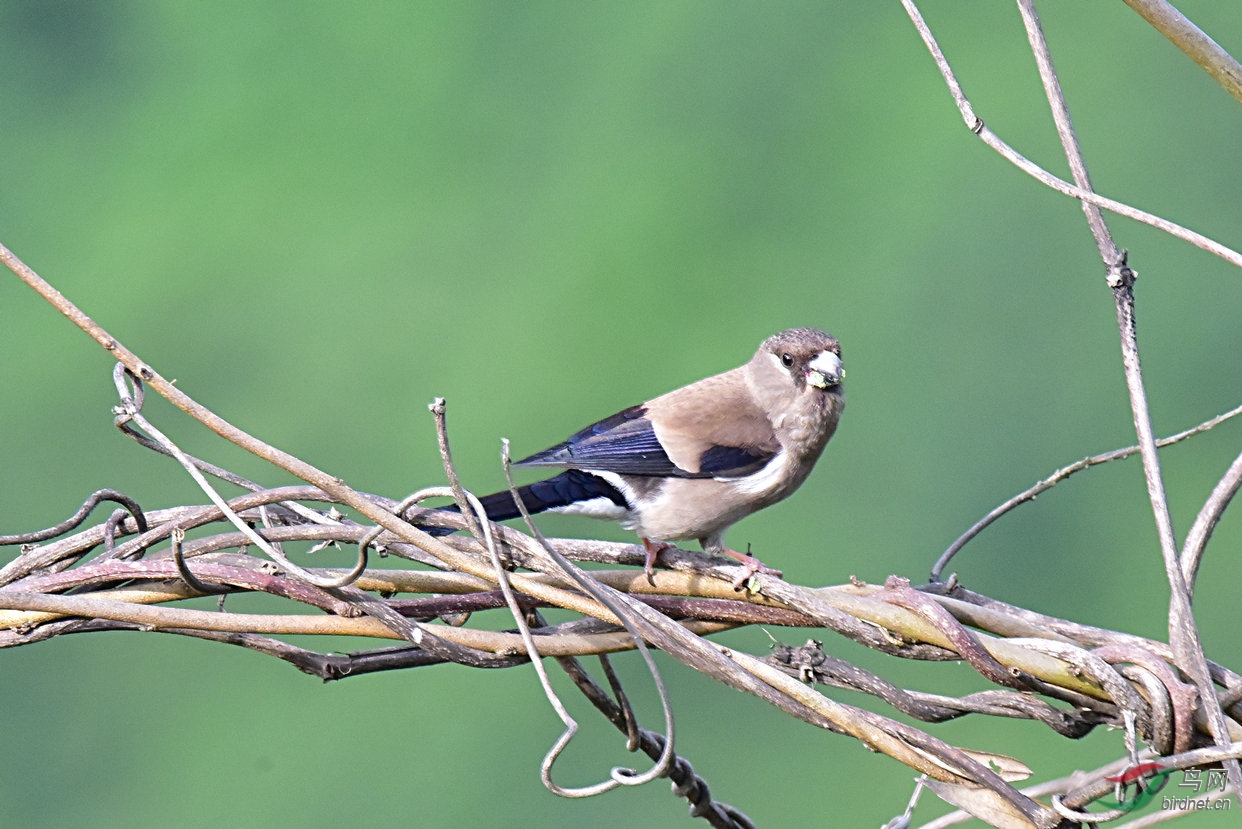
[720, 547, 783, 590]
[641, 537, 673, 581]
[642, 538, 783, 590]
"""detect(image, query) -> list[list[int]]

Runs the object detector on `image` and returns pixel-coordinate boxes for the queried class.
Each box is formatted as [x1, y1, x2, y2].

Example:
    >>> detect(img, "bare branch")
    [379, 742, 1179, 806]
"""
[899, 0, 1242, 270]
[1179, 446, 1242, 597]
[556, 656, 756, 829]
[1013, 0, 1242, 801]
[0, 489, 148, 546]
[933, 401, 1242, 580]
[1121, 0, 1242, 106]
[3, 473, 1240, 825]
[499, 439, 679, 796]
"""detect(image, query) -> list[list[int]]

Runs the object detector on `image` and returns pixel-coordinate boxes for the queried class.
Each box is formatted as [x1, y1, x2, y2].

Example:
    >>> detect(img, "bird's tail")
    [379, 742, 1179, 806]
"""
[418, 469, 626, 536]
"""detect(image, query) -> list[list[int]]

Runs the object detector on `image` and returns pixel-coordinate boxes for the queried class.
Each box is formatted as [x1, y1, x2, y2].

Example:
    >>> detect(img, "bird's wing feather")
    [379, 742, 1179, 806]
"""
[642, 368, 781, 475]
[516, 406, 688, 475]
[517, 384, 778, 478]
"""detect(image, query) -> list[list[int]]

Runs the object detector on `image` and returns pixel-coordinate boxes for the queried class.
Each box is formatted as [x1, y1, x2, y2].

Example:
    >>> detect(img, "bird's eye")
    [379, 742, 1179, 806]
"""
[780, 352, 794, 368]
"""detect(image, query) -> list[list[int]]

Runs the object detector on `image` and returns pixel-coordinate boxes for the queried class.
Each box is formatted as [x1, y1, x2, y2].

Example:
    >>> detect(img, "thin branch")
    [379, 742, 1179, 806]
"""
[1121, 0, 1242, 106]
[429, 397, 484, 541]
[899, 3, 1242, 806]
[0, 247, 659, 647]
[499, 439, 679, 796]
[1179, 446, 1242, 597]
[555, 655, 756, 829]
[0, 241, 547, 638]
[898, 0, 1242, 270]
[0, 589, 735, 658]
[723, 646, 1057, 825]
[767, 639, 1107, 738]
[1016, 0, 1242, 801]
[111, 365, 367, 590]
[0, 489, 148, 546]
[421, 399, 594, 779]
[932, 401, 1242, 581]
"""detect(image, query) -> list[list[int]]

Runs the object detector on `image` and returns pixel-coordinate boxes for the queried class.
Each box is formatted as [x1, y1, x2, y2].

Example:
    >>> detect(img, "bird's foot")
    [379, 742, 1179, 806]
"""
[642, 538, 675, 583]
[720, 547, 783, 591]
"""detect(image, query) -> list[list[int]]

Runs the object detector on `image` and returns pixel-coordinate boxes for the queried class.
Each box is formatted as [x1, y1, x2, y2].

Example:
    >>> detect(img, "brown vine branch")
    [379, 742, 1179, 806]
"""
[4, 473, 1240, 825]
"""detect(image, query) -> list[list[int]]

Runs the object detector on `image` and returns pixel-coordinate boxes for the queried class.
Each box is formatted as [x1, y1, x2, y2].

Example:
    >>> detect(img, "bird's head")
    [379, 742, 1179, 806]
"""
[743, 326, 845, 452]
[753, 328, 844, 397]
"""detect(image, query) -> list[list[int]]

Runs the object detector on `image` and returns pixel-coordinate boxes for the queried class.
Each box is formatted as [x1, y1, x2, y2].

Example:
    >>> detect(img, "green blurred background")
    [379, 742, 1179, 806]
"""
[2, 2, 1240, 826]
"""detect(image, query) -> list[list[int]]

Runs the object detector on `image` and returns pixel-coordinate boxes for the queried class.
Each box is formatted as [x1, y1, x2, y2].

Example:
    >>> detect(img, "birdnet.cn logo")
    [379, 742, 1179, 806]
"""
[1097, 762, 1231, 814]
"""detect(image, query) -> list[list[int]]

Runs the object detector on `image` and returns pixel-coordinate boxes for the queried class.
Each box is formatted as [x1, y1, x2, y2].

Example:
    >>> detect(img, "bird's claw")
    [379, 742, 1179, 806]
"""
[643, 539, 783, 591]
[723, 548, 782, 591]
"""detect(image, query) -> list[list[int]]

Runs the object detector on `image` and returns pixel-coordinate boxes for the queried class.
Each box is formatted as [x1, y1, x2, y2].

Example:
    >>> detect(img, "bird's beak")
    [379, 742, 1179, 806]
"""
[806, 351, 844, 389]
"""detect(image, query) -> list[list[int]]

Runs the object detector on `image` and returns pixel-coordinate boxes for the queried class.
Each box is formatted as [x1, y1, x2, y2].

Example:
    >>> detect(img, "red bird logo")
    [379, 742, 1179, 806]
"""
[1105, 762, 1166, 784]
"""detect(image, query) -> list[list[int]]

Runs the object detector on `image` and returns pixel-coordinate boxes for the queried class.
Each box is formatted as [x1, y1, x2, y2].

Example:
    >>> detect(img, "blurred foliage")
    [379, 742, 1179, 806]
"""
[1, 2, 1239, 826]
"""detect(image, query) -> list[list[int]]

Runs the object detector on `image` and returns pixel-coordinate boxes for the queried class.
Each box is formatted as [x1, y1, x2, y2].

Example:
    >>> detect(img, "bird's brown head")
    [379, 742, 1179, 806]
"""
[752, 328, 844, 397]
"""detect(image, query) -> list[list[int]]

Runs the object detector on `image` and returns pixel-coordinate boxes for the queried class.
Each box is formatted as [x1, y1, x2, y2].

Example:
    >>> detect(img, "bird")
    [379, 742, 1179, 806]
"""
[429, 328, 845, 587]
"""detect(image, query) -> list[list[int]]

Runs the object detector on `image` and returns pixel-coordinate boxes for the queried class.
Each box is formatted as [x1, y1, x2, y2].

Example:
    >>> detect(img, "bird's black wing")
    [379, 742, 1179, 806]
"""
[419, 469, 629, 536]
[516, 405, 774, 478]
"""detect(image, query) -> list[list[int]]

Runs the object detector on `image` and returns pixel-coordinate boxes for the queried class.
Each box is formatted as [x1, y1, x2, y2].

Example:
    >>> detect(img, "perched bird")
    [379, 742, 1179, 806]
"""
[434, 328, 845, 586]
